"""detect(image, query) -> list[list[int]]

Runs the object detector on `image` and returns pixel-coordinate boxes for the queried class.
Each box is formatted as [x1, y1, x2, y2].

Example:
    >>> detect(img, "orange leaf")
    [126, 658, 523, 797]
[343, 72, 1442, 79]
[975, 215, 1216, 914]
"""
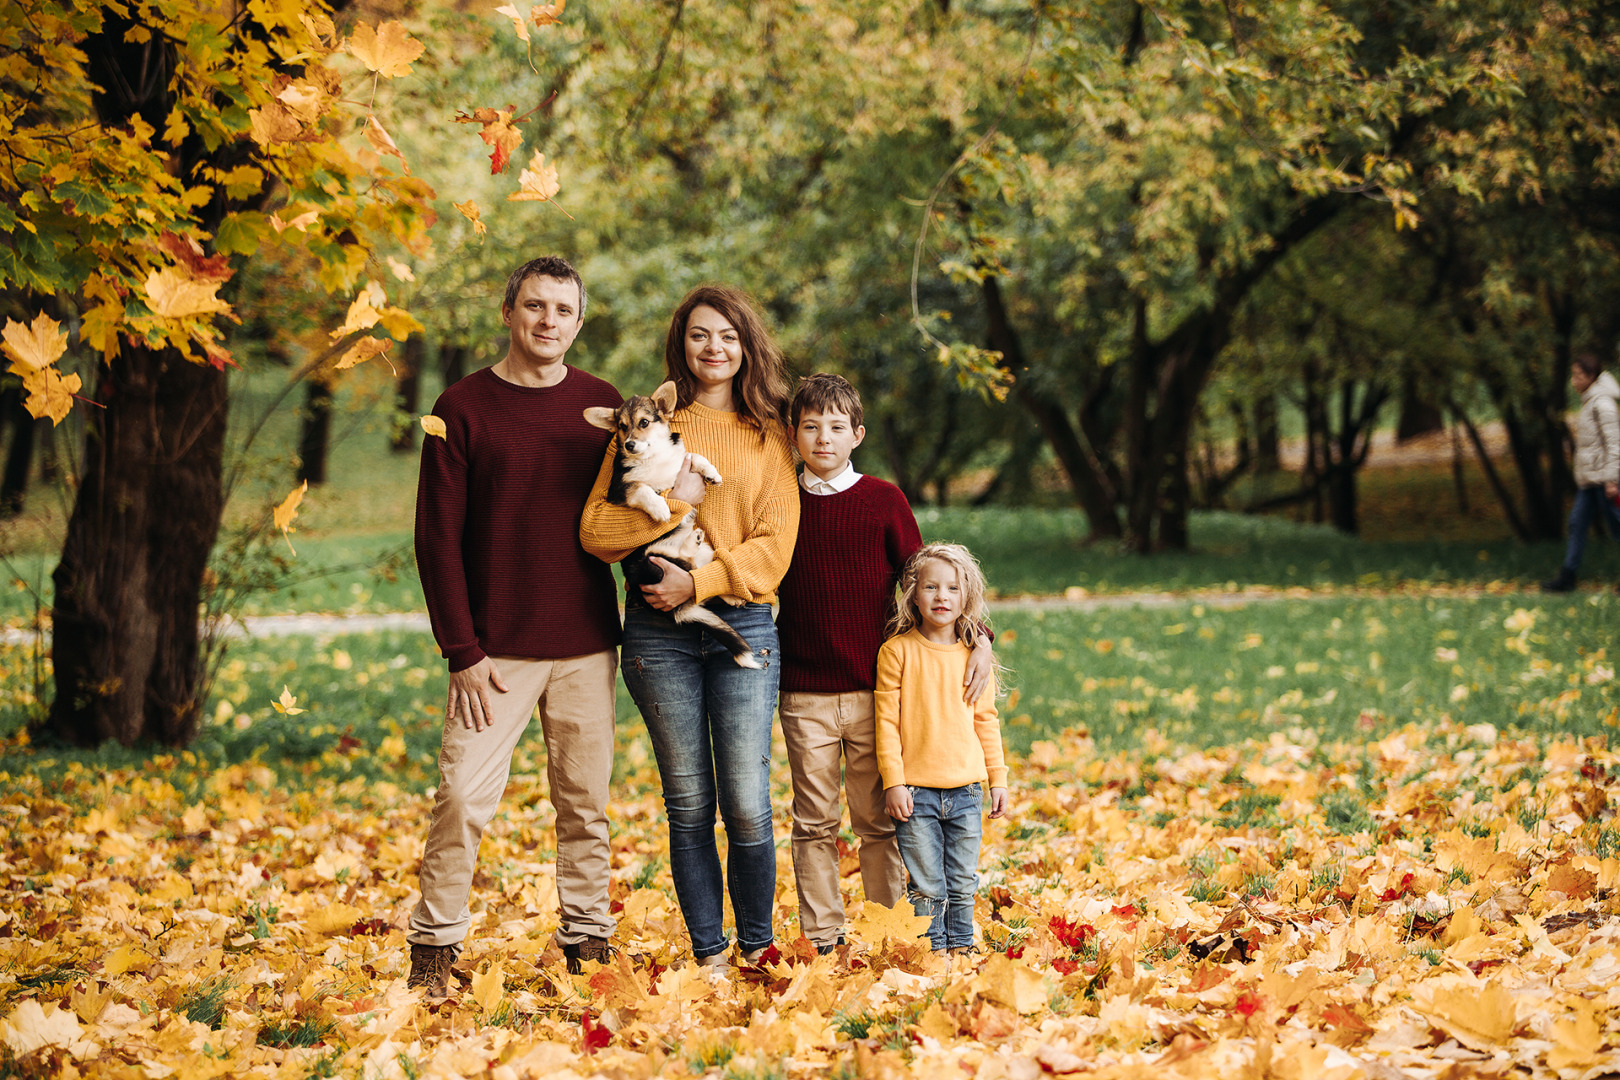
[143, 267, 233, 319]
[531, 0, 566, 27]
[347, 21, 424, 78]
[455, 107, 525, 174]
[335, 337, 391, 370]
[21, 367, 81, 426]
[274, 480, 307, 554]
[454, 200, 488, 237]
[364, 116, 408, 170]
[508, 151, 560, 202]
[270, 209, 319, 235]
[493, 4, 530, 42]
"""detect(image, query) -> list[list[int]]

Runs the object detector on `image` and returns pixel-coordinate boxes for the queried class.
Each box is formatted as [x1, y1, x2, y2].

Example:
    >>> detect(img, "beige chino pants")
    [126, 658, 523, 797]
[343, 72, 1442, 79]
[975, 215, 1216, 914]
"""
[779, 690, 907, 947]
[409, 651, 618, 950]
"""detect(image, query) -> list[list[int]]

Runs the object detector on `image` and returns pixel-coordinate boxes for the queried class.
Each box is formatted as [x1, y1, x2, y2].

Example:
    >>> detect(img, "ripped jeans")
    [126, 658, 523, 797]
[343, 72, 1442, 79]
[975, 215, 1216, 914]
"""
[894, 783, 983, 950]
[621, 600, 779, 958]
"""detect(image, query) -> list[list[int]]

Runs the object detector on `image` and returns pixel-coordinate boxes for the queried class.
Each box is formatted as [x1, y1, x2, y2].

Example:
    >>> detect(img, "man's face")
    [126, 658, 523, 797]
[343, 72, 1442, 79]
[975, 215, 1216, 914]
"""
[503, 274, 583, 367]
[795, 408, 864, 482]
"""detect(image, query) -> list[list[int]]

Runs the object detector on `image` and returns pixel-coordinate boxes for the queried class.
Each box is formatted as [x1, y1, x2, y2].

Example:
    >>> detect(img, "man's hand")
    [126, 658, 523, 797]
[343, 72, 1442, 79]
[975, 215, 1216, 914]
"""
[885, 785, 913, 822]
[447, 657, 508, 733]
[667, 455, 709, 506]
[964, 636, 995, 704]
[988, 786, 1009, 819]
[641, 556, 697, 611]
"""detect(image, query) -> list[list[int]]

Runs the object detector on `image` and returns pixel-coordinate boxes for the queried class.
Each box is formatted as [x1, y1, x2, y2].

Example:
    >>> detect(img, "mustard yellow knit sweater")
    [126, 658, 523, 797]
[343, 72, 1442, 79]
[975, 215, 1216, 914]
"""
[578, 403, 800, 605]
[875, 629, 1008, 791]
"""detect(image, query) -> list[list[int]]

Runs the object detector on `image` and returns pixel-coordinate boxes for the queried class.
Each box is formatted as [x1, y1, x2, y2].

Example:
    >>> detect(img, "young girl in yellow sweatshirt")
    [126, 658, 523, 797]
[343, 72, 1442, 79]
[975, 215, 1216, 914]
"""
[875, 543, 1009, 953]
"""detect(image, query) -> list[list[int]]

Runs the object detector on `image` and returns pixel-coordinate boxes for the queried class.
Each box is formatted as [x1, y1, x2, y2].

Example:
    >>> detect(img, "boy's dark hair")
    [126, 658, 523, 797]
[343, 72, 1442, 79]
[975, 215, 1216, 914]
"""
[1574, 351, 1603, 378]
[791, 372, 863, 428]
[503, 256, 586, 318]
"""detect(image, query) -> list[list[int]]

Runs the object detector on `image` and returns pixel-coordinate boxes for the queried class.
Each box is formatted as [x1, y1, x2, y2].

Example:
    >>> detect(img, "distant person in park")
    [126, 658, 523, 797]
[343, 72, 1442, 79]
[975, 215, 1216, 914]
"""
[580, 284, 799, 968]
[1542, 351, 1620, 593]
[877, 543, 1009, 954]
[408, 256, 623, 999]
[776, 373, 993, 954]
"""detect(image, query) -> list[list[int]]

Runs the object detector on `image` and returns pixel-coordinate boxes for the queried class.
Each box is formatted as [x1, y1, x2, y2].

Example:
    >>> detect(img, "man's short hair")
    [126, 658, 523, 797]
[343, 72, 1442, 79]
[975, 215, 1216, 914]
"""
[503, 256, 586, 318]
[791, 372, 863, 428]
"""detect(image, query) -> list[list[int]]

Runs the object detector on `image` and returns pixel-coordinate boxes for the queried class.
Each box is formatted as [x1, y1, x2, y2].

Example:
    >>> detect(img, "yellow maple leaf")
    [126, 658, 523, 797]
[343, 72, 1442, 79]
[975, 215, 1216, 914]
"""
[1548, 1001, 1604, 1070]
[971, 953, 1048, 1014]
[102, 945, 151, 977]
[508, 150, 561, 202]
[454, 199, 488, 237]
[531, 0, 566, 26]
[494, 4, 530, 42]
[274, 480, 307, 554]
[247, 103, 305, 146]
[273, 685, 305, 715]
[1, 312, 68, 373]
[22, 367, 82, 426]
[330, 282, 385, 340]
[144, 267, 233, 319]
[1420, 979, 1517, 1050]
[336, 337, 392, 371]
[305, 902, 363, 935]
[421, 415, 447, 439]
[471, 961, 505, 1012]
[347, 21, 424, 78]
[850, 898, 933, 945]
[276, 82, 324, 123]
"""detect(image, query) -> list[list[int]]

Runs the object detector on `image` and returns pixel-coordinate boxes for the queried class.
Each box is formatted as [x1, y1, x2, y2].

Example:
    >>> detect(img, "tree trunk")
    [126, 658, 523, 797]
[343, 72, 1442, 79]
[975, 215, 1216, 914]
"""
[297, 379, 334, 486]
[392, 336, 424, 453]
[48, 347, 227, 746]
[0, 388, 34, 517]
[441, 344, 467, 387]
[1254, 394, 1280, 473]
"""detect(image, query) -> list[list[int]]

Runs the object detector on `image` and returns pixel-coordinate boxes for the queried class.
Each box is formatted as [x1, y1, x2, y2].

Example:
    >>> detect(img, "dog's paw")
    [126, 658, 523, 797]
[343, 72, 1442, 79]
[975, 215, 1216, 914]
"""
[733, 652, 762, 670]
[647, 504, 672, 524]
[718, 594, 745, 607]
[702, 471, 723, 486]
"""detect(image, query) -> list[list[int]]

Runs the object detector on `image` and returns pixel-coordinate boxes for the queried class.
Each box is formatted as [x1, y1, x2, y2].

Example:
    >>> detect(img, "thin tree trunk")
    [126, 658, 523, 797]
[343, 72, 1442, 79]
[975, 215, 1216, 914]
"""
[1450, 421, 1470, 514]
[0, 389, 34, 517]
[1450, 401, 1530, 541]
[392, 337, 424, 453]
[49, 347, 227, 746]
[297, 378, 334, 486]
[1254, 394, 1280, 473]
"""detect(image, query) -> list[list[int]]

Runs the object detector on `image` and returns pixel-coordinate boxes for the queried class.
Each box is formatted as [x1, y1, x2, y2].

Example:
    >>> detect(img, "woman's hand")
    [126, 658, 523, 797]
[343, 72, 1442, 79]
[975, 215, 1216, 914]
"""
[885, 785, 913, 822]
[641, 556, 696, 610]
[667, 454, 709, 506]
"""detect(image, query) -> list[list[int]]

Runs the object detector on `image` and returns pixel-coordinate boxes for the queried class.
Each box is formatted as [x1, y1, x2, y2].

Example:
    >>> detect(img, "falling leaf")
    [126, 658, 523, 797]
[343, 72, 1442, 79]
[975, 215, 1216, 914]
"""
[143, 267, 234, 319]
[455, 107, 526, 173]
[364, 115, 408, 169]
[276, 82, 324, 123]
[272, 686, 305, 716]
[269, 209, 319, 234]
[531, 0, 566, 26]
[386, 256, 415, 282]
[21, 367, 82, 426]
[274, 480, 307, 554]
[454, 199, 488, 236]
[330, 283, 386, 340]
[494, 3, 530, 42]
[1, 313, 69, 374]
[336, 337, 392, 370]
[508, 150, 561, 202]
[421, 415, 447, 439]
[346, 21, 424, 78]
[471, 961, 505, 1012]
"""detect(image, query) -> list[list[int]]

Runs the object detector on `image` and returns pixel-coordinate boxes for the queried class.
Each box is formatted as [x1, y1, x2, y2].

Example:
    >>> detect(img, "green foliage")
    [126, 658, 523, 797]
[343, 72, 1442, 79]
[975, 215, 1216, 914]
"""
[178, 977, 233, 1029]
[256, 1016, 336, 1049]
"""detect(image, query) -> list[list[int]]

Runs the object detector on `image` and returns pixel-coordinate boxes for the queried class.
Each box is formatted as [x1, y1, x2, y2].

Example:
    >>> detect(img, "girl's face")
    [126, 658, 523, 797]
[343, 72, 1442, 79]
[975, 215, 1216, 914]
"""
[685, 304, 744, 392]
[914, 558, 962, 635]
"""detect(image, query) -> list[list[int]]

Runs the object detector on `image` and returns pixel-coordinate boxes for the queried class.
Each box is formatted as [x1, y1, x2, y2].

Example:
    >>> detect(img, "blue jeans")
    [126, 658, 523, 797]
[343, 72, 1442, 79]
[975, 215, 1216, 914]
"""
[1563, 486, 1620, 572]
[894, 783, 983, 950]
[621, 600, 779, 958]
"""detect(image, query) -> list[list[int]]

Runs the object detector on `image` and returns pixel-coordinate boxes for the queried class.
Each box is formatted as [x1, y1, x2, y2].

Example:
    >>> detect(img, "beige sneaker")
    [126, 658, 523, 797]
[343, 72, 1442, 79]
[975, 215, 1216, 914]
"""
[407, 943, 456, 1000]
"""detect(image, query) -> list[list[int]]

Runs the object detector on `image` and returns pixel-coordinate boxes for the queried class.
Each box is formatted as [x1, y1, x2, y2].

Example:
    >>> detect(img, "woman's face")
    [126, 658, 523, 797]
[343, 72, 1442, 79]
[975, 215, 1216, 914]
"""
[684, 304, 744, 393]
[1573, 367, 1596, 394]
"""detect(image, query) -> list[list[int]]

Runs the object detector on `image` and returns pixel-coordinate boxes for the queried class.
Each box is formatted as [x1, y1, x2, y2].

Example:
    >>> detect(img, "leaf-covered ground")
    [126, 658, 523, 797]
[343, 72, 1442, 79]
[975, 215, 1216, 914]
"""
[2, 714, 1617, 1079]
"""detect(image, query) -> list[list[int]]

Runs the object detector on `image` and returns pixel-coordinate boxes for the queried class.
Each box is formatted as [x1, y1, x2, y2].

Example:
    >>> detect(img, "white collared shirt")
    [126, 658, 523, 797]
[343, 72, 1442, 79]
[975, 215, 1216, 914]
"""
[800, 461, 861, 496]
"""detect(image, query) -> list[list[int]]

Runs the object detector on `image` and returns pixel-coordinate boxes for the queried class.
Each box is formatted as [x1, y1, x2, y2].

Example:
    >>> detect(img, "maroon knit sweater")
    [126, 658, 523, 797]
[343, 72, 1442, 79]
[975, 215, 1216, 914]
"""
[776, 476, 922, 693]
[416, 366, 622, 671]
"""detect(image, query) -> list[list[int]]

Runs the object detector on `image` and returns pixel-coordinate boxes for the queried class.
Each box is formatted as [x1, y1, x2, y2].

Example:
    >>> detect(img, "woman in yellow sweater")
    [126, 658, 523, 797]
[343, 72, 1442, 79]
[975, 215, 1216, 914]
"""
[876, 543, 1009, 954]
[579, 284, 799, 967]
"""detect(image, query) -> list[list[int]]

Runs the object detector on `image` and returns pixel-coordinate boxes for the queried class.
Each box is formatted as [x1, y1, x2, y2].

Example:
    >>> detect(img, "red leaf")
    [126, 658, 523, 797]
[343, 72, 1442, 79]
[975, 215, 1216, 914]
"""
[1233, 991, 1265, 1019]
[1052, 957, 1079, 976]
[580, 1010, 611, 1053]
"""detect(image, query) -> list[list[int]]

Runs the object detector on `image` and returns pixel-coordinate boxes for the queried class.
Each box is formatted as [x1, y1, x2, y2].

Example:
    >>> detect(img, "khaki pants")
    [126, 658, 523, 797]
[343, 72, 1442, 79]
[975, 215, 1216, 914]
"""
[779, 690, 906, 946]
[409, 651, 618, 950]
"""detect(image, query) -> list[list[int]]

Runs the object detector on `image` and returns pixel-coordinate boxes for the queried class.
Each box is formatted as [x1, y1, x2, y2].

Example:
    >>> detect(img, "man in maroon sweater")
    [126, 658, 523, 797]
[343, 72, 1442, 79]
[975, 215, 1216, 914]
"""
[407, 256, 623, 997]
[775, 374, 992, 954]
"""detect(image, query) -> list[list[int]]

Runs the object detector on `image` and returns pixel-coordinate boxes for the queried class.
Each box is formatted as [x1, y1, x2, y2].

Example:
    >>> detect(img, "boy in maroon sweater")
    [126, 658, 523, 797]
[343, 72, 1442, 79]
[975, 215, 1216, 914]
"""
[407, 257, 623, 997]
[776, 375, 993, 953]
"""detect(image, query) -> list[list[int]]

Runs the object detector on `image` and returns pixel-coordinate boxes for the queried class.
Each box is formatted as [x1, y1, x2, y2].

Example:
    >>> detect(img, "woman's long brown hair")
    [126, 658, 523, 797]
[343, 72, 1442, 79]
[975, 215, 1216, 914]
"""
[662, 284, 791, 437]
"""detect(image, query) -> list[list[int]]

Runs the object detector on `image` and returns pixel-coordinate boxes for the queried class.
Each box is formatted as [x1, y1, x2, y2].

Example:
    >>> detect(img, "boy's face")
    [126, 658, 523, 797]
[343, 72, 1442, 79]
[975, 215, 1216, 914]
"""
[795, 408, 865, 482]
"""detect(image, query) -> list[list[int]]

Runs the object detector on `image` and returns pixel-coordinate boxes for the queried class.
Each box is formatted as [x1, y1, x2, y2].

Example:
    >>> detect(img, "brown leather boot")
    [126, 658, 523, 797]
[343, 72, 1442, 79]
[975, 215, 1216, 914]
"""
[407, 943, 456, 1000]
[562, 936, 615, 975]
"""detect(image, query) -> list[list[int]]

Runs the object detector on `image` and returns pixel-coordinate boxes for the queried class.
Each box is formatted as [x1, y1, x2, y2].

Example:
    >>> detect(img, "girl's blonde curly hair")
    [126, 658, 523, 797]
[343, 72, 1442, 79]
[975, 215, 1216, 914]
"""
[887, 542, 991, 646]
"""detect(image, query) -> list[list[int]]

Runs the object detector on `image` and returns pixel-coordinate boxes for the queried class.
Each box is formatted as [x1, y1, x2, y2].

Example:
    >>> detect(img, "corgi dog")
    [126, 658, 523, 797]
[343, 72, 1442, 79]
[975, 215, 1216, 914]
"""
[584, 382, 760, 669]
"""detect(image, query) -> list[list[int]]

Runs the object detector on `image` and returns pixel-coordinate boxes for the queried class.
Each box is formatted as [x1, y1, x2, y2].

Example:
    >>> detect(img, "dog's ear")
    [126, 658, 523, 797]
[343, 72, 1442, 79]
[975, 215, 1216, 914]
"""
[582, 407, 618, 431]
[652, 381, 679, 416]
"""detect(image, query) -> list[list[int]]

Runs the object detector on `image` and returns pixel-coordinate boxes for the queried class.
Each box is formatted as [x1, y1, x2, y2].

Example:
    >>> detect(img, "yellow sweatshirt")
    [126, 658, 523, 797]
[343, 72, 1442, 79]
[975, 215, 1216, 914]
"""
[875, 629, 1007, 791]
[578, 403, 800, 605]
